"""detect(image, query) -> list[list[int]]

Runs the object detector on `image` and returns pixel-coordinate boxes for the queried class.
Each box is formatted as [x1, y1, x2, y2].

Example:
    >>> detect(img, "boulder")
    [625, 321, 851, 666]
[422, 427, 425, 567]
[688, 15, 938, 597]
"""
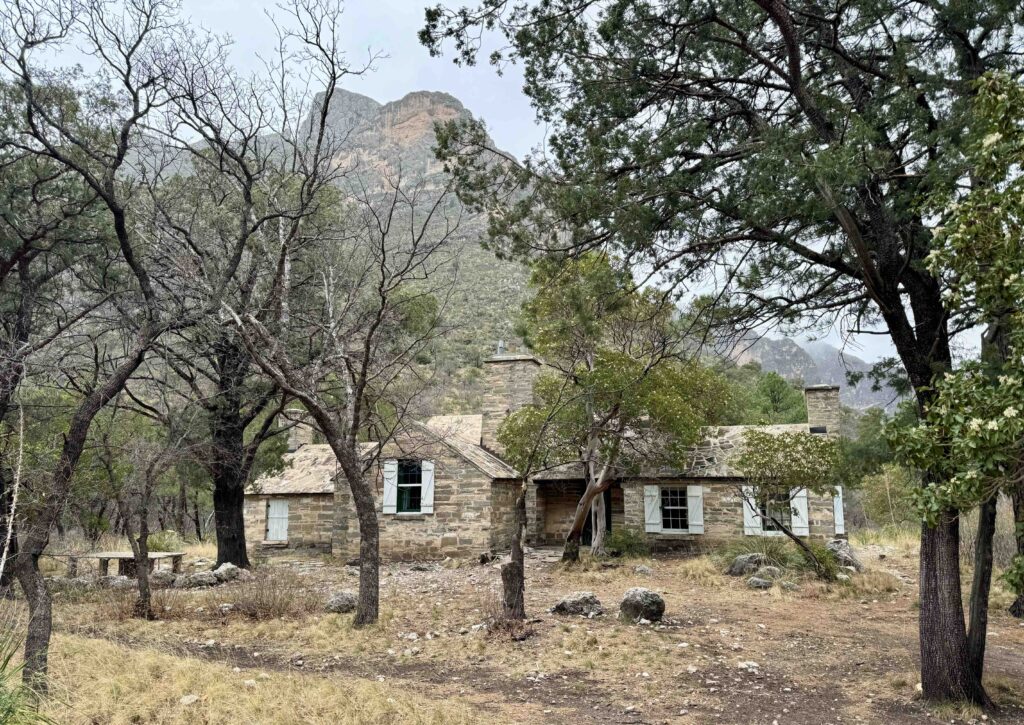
[325, 590, 358, 614]
[99, 575, 135, 590]
[213, 562, 241, 582]
[634, 564, 653, 576]
[618, 587, 665, 622]
[746, 577, 774, 590]
[479, 552, 496, 565]
[726, 553, 767, 577]
[551, 591, 604, 617]
[176, 571, 218, 589]
[150, 570, 178, 587]
[826, 539, 863, 572]
[752, 565, 782, 580]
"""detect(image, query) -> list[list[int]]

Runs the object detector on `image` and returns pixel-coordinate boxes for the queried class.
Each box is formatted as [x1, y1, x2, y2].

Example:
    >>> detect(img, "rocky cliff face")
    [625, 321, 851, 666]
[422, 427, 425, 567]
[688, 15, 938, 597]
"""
[318, 88, 472, 183]
[733, 337, 903, 411]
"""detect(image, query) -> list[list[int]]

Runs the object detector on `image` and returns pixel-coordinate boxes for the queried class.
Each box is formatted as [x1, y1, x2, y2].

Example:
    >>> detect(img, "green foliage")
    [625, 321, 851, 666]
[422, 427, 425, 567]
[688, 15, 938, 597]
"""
[0, 614, 50, 724]
[715, 362, 808, 426]
[792, 540, 839, 581]
[721, 537, 800, 569]
[146, 530, 186, 553]
[860, 465, 920, 528]
[603, 527, 649, 558]
[497, 252, 731, 476]
[734, 429, 841, 501]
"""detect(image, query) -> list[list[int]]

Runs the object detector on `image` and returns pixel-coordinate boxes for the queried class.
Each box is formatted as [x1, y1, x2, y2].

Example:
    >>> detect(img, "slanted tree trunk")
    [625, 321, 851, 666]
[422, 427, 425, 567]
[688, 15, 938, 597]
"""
[501, 486, 527, 620]
[967, 494, 998, 676]
[15, 554, 51, 691]
[590, 494, 607, 557]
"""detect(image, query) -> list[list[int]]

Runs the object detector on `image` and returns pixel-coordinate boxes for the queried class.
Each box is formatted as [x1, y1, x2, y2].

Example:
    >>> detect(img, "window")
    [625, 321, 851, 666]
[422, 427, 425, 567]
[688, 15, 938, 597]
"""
[760, 493, 792, 532]
[396, 459, 422, 514]
[660, 487, 689, 531]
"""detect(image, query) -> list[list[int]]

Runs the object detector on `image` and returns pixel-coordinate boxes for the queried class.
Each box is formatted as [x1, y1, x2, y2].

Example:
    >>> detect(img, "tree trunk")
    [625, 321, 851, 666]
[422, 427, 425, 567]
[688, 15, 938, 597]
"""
[0, 470, 17, 598]
[967, 494, 997, 678]
[176, 478, 187, 533]
[15, 554, 51, 694]
[212, 480, 249, 568]
[350, 478, 380, 626]
[919, 514, 991, 706]
[562, 480, 609, 562]
[1011, 485, 1024, 619]
[590, 494, 607, 557]
[192, 496, 203, 541]
[501, 486, 527, 620]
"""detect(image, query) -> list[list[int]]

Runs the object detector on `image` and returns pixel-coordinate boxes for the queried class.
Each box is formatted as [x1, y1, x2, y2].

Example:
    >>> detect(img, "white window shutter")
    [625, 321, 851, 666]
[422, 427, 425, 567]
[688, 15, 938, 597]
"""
[741, 486, 761, 536]
[382, 459, 398, 514]
[792, 488, 810, 536]
[833, 486, 845, 536]
[686, 485, 704, 534]
[420, 460, 435, 514]
[643, 485, 661, 533]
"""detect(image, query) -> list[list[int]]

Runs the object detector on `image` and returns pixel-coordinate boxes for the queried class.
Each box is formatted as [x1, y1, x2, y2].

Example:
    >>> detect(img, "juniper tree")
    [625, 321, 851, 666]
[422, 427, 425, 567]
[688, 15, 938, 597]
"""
[421, 0, 1024, 703]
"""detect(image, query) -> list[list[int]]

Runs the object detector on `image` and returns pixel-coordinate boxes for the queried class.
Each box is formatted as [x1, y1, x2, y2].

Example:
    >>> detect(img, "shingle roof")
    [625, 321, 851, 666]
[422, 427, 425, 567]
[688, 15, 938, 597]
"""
[247, 444, 338, 495]
[418, 419, 519, 480]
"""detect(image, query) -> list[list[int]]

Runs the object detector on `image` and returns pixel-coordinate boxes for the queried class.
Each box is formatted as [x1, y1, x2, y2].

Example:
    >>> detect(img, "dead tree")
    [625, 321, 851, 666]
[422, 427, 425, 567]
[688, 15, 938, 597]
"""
[229, 169, 461, 626]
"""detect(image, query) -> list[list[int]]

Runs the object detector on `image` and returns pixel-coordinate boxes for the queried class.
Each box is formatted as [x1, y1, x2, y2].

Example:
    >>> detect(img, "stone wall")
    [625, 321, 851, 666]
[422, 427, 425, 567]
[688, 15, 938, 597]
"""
[620, 480, 838, 551]
[333, 429, 519, 560]
[243, 493, 333, 552]
[479, 353, 541, 454]
[805, 385, 842, 435]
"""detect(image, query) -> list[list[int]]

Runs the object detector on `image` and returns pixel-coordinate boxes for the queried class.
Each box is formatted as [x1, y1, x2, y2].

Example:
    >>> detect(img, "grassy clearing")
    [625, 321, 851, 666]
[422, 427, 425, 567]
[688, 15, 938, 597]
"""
[41, 634, 475, 725]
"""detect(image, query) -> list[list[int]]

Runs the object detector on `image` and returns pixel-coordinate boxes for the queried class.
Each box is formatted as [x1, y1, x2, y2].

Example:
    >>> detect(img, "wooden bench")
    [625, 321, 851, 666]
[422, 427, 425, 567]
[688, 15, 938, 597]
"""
[78, 551, 186, 577]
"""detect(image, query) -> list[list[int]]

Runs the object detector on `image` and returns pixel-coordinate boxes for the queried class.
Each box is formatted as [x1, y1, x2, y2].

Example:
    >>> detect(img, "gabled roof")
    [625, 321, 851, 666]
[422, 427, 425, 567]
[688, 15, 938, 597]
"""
[247, 444, 338, 495]
[419, 418, 519, 480]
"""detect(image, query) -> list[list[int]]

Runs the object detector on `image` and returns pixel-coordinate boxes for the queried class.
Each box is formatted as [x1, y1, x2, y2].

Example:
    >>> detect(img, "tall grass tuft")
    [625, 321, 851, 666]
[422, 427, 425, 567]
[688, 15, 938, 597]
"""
[0, 606, 53, 723]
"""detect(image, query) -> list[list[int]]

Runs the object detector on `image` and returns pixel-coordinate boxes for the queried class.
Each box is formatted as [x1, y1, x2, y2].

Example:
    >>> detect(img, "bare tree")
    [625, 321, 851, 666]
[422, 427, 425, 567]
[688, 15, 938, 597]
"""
[228, 170, 461, 625]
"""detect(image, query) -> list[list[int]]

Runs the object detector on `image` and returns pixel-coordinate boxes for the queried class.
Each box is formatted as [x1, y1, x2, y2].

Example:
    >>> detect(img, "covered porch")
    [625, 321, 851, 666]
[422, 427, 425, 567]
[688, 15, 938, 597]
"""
[526, 479, 625, 547]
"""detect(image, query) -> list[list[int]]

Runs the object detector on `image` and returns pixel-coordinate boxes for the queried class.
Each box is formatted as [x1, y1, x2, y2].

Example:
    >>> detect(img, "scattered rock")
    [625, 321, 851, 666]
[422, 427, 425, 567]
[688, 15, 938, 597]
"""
[619, 587, 665, 622]
[325, 590, 357, 614]
[837, 573, 851, 582]
[746, 577, 774, 590]
[213, 562, 241, 582]
[180, 694, 200, 706]
[409, 563, 431, 572]
[780, 581, 800, 591]
[753, 565, 782, 580]
[479, 552, 496, 565]
[48, 576, 95, 591]
[726, 553, 767, 576]
[826, 539, 863, 571]
[633, 564, 653, 576]
[243, 679, 257, 688]
[99, 575, 135, 590]
[150, 570, 177, 587]
[551, 592, 603, 616]
[176, 571, 218, 589]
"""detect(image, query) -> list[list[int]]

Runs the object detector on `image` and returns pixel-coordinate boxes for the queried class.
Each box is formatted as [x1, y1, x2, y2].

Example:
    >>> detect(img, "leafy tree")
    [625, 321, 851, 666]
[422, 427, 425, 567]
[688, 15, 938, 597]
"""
[860, 464, 918, 529]
[497, 252, 729, 561]
[420, 0, 1024, 702]
[733, 429, 840, 577]
[893, 73, 1024, 645]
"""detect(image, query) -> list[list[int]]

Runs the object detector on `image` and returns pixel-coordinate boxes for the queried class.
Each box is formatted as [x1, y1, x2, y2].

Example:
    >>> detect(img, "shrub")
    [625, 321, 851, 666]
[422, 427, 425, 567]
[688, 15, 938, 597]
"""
[213, 569, 320, 621]
[793, 540, 840, 581]
[604, 528, 650, 558]
[721, 537, 800, 569]
[146, 530, 186, 552]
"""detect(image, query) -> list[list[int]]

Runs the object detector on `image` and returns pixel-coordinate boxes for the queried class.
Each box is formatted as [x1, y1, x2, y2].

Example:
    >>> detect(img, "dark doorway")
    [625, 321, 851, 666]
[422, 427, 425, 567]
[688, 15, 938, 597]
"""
[581, 487, 613, 547]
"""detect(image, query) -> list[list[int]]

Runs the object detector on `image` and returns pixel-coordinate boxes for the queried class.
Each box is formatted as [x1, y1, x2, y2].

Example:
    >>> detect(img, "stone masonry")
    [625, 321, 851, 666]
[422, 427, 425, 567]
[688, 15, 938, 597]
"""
[479, 352, 541, 454]
[244, 493, 334, 552]
[333, 427, 519, 561]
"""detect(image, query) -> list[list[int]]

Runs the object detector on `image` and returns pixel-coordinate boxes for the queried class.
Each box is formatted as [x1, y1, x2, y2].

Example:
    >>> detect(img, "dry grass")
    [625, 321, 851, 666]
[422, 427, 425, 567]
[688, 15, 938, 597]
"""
[41, 634, 475, 725]
[850, 525, 920, 551]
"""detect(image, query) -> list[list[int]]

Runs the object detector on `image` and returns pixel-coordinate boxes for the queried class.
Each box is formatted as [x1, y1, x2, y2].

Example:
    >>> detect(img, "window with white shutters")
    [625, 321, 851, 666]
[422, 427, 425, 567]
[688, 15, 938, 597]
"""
[660, 487, 689, 531]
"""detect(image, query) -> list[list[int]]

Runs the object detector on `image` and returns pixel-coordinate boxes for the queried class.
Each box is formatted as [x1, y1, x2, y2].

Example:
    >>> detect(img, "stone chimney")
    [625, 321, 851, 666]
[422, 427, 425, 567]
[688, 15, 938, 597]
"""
[480, 343, 542, 454]
[804, 385, 841, 436]
[285, 410, 316, 452]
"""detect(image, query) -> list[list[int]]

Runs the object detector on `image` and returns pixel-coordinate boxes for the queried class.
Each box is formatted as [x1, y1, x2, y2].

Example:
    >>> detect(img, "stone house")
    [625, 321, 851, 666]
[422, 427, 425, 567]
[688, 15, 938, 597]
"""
[245, 351, 846, 558]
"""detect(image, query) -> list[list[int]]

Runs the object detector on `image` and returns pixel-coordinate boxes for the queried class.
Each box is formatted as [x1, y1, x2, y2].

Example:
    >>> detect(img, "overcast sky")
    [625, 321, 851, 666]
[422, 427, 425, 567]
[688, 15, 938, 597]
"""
[184, 1, 901, 362]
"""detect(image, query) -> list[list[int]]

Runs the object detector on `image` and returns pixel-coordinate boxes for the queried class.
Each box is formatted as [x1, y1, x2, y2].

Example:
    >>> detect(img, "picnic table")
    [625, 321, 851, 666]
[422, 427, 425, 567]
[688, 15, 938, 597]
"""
[70, 551, 186, 577]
